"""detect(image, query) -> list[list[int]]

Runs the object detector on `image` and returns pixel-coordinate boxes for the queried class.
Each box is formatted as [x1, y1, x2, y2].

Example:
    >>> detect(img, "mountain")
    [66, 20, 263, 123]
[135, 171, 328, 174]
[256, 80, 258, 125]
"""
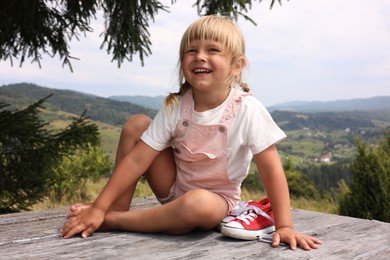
[109, 94, 390, 113]
[0, 83, 158, 126]
[1, 83, 389, 132]
[109, 95, 165, 110]
[268, 96, 390, 112]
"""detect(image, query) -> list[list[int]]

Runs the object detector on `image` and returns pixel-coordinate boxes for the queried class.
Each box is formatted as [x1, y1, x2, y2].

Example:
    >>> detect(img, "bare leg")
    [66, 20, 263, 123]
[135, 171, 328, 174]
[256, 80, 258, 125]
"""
[109, 114, 154, 211]
[71, 114, 175, 213]
[68, 114, 227, 235]
[103, 189, 229, 234]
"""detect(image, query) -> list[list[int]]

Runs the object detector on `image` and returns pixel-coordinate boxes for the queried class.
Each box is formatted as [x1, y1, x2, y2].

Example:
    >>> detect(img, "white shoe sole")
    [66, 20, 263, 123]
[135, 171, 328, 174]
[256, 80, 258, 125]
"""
[217, 221, 228, 231]
[217, 216, 236, 231]
[221, 225, 275, 240]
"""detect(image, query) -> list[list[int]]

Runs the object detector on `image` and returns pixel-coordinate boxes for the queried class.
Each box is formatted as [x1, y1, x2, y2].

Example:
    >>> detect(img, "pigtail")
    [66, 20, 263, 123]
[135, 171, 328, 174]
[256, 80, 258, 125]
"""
[240, 82, 250, 93]
[233, 71, 250, 93]
[163, 81, 192, 108]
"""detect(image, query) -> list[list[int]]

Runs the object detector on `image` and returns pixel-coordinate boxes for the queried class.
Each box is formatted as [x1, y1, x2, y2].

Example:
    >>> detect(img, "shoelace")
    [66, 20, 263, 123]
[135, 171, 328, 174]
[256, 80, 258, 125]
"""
[229, 201, 251, 216]
[235, 205, 274, 225]
[258, 233, 286, 246]
[258, 233, 274, 243]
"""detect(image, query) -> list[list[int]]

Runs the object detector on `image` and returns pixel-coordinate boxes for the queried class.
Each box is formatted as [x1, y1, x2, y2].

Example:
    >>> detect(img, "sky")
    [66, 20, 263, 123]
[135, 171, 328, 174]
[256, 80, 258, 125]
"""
[1, 0, 390, 107]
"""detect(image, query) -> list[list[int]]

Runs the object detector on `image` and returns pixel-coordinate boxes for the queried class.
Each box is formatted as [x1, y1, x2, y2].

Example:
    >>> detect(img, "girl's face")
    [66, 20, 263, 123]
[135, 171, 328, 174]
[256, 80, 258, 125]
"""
[181, 39, 238, 94]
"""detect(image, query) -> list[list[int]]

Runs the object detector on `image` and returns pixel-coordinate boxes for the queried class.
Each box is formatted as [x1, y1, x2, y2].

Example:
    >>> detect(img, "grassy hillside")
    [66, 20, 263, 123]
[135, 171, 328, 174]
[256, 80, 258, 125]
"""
[0, 83, 158, 126]
[27, 104, 122, 162]
[2, 82, 389, 165]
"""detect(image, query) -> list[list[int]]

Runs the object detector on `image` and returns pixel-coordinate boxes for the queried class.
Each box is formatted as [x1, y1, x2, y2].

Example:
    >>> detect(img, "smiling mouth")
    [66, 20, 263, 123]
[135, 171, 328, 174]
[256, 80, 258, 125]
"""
[193, 69, 212, 74]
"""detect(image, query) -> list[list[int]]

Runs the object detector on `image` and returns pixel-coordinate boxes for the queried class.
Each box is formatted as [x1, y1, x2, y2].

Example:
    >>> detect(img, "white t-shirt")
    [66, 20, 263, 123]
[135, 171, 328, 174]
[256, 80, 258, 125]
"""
[141, 89, 286, 182]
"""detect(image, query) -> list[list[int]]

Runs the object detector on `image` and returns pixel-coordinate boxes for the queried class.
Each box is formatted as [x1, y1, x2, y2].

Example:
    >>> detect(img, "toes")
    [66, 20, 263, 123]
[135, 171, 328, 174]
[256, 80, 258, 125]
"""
[70, 203, 91, 212]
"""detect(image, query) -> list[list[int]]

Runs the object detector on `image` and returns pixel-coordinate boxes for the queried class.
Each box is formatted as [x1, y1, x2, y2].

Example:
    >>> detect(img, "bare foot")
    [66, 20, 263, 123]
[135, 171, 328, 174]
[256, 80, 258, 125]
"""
[70, 203, 92, 213]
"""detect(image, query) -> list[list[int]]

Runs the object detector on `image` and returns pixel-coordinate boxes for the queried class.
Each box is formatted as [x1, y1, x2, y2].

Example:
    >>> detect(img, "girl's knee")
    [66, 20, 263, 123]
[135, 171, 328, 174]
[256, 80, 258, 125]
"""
[179, 189, 227, 225]
[180, 189, 209, 211]
[122, 114, 152, 138]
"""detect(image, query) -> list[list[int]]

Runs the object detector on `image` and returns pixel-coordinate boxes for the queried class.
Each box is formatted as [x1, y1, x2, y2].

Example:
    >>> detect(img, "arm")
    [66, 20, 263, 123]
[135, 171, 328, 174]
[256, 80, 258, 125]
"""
[60, 140, 160, 238]
[254, 144, 321, 250]
[93, 140, 159, 212]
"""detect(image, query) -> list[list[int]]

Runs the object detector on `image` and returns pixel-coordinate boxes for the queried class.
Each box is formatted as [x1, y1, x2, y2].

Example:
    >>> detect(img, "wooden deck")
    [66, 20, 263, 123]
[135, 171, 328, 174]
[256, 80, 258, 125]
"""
[1, 196, 389, 259]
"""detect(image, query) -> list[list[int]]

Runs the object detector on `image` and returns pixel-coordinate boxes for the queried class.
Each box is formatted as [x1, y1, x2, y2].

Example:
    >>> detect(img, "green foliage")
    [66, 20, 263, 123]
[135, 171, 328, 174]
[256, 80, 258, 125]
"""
[338, 131, 390, 222]
[335, 179, 350, 207]
[242, 159, 320, 200]
[0, 0, 166, 70]
[242, 162, 264, 192]
[193, 0, 282, 25]
[101, 0, 167, 67]
[0, 96, 99, 213]
[0, 0, 283, 69]
[48, 144, 112, 204]
[0, 0, 98, 70]
[282, 156, 320, 199]
[298, 162, 352, 195]
[285, 170, 320, 200]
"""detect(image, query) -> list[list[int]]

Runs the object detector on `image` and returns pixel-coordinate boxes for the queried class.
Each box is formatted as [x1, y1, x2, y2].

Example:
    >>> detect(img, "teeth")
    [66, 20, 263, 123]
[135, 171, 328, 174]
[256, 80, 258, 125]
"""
[194, 69, 211, 73]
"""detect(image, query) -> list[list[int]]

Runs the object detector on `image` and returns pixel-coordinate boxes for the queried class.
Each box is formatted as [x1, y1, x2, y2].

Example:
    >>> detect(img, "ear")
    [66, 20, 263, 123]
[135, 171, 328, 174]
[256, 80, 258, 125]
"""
[232, 56, 246, 76]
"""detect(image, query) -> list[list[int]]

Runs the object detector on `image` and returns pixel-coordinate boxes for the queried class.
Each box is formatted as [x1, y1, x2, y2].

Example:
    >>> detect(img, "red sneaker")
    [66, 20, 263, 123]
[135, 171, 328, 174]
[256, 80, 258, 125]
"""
[218, 200, 252, 230]
[221, 198, 275, 240]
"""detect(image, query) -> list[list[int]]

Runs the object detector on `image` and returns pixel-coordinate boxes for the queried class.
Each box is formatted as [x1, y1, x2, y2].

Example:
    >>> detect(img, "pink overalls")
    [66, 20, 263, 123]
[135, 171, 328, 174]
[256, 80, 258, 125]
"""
[168, 88, 248, 212]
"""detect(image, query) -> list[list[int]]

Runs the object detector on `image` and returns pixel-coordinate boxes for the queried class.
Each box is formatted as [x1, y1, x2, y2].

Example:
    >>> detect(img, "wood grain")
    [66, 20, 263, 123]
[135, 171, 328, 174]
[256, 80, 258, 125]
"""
[1, 197, 389, 259]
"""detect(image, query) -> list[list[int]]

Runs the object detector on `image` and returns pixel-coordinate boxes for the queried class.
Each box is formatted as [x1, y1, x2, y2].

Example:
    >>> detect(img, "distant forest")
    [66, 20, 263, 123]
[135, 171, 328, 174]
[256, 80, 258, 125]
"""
[0, 83, 157, 126]
[1, 83, 389, 131]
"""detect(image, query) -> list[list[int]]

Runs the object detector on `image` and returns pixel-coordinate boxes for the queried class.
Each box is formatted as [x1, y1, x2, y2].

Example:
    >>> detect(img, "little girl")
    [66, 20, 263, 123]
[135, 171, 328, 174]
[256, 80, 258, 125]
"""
[60, 15, 321, 251]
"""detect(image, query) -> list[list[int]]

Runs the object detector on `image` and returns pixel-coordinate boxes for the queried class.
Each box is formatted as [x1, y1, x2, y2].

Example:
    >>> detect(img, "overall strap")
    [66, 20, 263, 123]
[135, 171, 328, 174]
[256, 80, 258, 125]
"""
[219, 88, 251, 126]
[179, 89, 194, 121]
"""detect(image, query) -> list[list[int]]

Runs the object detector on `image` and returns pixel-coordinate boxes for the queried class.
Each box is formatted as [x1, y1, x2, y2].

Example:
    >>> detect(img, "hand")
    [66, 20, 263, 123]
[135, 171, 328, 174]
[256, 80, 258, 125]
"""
[272, 226, 322, 251]
[59, 206, 105, 239]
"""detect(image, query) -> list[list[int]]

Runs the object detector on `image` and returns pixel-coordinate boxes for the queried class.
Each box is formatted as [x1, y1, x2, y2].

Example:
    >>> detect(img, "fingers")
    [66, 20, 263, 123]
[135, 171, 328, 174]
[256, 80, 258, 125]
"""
[288, 236, 298, 250]
[298, 235, 322, 251]
[294, 235, 309, 251]
[59, 217, 85, 239]
[273, 228, 322, 251]
[66, 203, 92, 219]
[70, 203, 91, 213]
[70, 203, 83, 212]
[81, 224, 97, 238]
[60, 220, 96, 239]
[303, 235, 322, 250]
[60, 206, 104, 239]
[66, 211, 79, 219]
[310, 236, 323, 245]
[271, 232, 281, 248]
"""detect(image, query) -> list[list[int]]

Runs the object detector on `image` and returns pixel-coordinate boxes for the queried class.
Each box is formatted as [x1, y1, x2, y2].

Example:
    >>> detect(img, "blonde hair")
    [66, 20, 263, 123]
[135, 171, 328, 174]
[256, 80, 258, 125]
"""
[164, 15, 249, 108]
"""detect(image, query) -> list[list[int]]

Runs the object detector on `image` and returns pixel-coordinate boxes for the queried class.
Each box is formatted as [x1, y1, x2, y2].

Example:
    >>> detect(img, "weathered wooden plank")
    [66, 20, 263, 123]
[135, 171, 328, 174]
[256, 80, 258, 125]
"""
[0, 197, 389, 259]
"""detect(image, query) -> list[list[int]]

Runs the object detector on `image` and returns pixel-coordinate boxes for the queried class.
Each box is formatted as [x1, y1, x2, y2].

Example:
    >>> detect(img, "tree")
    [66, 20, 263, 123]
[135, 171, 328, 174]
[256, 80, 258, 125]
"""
[242, 159, 320, 200]
[0, 96, 100, 213]
[0, 0, 283, 70]
[282, 158, 320, 199]
[49, 143, 112, 204]
[338, 132, 390, 222]
[285, 170, 320, 200]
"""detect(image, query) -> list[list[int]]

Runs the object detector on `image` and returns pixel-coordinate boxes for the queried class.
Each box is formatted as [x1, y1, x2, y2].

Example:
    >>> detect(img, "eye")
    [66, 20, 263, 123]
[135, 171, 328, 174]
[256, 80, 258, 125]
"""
[185, 48, 197, 54]
[209, 48, 220, 53]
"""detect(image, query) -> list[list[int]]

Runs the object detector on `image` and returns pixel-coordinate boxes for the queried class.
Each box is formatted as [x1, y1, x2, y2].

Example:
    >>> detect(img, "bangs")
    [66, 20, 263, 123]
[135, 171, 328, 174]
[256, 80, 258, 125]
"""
[179, 16, 245, 60]
[176, 15, 247, 94]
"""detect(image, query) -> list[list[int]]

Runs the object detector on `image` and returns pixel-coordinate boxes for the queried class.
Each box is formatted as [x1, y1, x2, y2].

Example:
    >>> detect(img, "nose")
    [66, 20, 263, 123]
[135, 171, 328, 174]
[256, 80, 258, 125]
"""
[195, 51, 206, 61]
